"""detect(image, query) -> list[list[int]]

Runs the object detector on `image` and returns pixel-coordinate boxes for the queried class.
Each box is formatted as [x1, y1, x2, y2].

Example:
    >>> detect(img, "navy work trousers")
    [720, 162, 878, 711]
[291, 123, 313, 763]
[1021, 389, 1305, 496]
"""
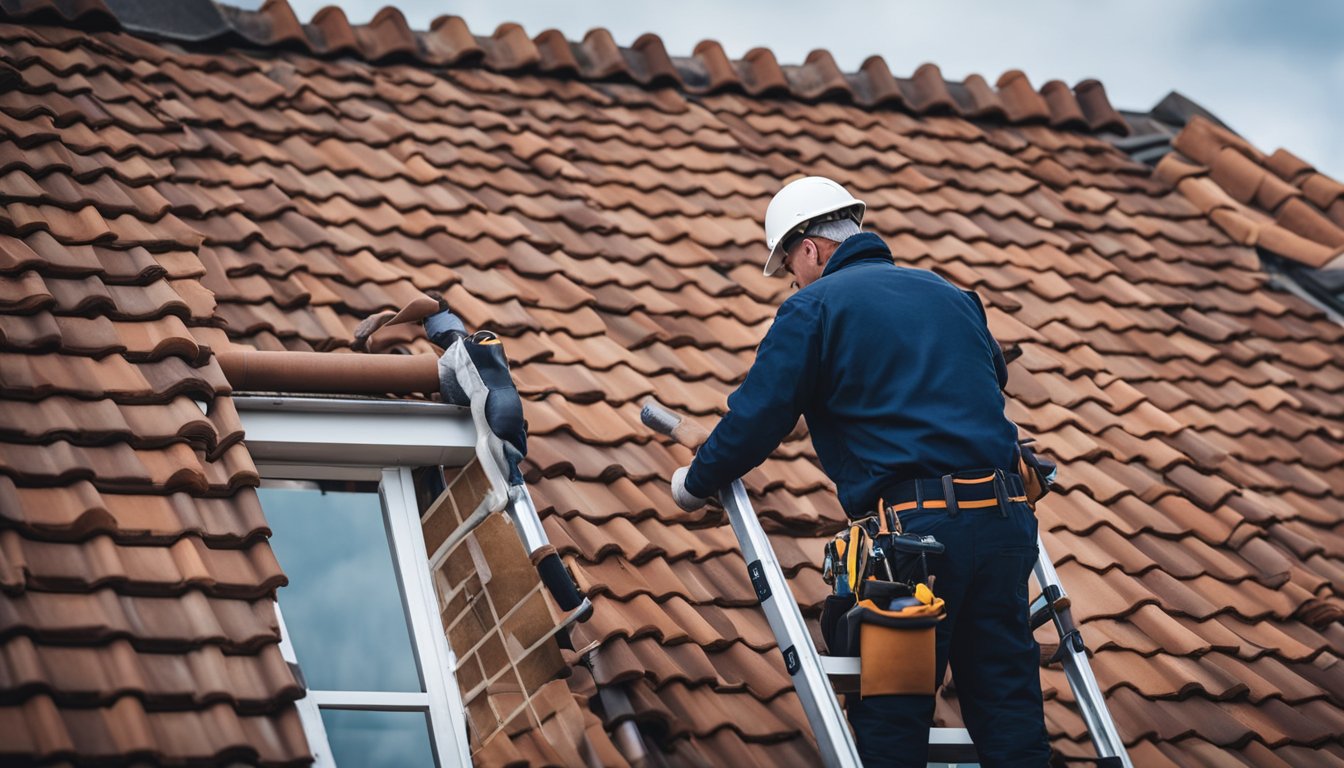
[846, 500, 1052, 767]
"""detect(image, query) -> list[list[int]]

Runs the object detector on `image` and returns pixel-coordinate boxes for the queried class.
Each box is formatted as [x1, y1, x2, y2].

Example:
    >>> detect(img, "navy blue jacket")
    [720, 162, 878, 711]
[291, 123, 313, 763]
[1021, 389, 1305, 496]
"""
[684, 233, 1019, 518]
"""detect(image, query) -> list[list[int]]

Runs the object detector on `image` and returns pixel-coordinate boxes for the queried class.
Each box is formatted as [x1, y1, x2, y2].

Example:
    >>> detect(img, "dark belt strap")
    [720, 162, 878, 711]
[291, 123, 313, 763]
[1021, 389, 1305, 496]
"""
[879, 469, 1028, 518]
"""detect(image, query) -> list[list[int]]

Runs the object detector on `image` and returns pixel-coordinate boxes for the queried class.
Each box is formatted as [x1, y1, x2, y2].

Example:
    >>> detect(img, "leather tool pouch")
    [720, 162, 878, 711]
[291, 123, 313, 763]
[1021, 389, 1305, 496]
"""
[858, 611, 938, 696]
[819, 519, 947, 676]
[845, 585, 944, 697]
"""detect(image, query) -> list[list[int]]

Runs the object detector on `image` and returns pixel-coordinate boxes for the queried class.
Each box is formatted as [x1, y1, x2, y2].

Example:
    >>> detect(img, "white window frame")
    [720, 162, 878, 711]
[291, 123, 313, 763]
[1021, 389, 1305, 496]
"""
[236, 395, 477, 768]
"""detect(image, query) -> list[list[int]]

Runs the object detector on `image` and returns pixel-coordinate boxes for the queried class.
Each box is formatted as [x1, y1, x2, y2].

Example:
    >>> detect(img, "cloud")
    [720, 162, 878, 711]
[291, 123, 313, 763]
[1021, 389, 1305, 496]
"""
[261, 487, 422, 693]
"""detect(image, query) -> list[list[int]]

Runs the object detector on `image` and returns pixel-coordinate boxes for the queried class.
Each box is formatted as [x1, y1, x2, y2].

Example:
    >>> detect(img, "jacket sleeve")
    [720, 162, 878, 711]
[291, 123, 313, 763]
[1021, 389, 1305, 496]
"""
[683, 293, 825, 498]
[962, 288, 1008, 390]
[992, 338, 1009, 390]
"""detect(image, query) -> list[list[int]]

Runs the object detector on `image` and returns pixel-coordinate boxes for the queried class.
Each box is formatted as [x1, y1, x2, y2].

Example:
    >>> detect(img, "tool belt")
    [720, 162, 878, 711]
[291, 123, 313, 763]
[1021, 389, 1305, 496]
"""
[879, 467, 1030, 517]
[820, 507, 947, 697]
[819, 457, 1056, 696]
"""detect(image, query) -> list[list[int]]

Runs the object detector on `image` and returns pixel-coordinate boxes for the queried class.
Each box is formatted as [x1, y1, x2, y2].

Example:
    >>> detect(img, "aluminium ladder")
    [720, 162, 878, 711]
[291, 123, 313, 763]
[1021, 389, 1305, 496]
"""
[640, 400, 1131, 768]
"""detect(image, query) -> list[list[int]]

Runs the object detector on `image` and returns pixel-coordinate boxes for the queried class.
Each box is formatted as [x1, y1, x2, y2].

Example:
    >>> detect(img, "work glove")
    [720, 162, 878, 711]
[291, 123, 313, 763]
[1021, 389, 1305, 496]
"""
[671, 466, 710, 512]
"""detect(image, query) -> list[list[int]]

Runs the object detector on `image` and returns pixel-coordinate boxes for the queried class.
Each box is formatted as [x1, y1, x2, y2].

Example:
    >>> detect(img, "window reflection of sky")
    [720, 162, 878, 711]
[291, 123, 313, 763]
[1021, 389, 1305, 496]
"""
[320, 709, 436, 767]
[260, 484, 423, 693]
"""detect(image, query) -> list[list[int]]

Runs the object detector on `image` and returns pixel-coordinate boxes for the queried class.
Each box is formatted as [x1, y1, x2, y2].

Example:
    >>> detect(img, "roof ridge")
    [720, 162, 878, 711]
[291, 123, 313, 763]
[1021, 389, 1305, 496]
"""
[0, 0, 1130, 135]
[1157, 116, 1344, 271]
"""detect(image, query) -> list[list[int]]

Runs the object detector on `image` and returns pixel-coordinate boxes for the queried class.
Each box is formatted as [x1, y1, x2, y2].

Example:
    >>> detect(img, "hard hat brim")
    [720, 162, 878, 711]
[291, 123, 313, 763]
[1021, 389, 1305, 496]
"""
[763, 239, 788, 277]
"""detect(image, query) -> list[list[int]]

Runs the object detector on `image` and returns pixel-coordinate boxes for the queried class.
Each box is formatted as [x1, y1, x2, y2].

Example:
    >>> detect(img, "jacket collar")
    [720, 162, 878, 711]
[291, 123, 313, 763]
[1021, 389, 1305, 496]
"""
[820, 232, 892, 278]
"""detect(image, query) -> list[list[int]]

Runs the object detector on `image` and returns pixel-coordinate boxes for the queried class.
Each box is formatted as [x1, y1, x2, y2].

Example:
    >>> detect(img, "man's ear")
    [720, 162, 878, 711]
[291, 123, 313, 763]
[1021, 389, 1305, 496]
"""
[804, 238, 819, 266]
[810, 239, 828, 266]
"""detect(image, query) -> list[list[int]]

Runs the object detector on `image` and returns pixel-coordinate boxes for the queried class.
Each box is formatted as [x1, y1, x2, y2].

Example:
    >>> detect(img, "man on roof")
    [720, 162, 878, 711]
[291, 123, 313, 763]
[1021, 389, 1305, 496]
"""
[668, 176, 1052, 767]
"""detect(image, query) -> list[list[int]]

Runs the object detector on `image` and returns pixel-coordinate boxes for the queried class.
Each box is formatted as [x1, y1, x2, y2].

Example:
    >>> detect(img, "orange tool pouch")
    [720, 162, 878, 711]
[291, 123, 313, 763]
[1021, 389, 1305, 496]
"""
[851, 587, 945, 697]
[822, 502, 947, 694]
[834, 576, 946, 697]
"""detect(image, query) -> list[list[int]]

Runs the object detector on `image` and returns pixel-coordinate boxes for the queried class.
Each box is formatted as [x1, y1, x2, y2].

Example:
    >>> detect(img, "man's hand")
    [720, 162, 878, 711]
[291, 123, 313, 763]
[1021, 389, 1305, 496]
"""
[671, 466, 710, 512]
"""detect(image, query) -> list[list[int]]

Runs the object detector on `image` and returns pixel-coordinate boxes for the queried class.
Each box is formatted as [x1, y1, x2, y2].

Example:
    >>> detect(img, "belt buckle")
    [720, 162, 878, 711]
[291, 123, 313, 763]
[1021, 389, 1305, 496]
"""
[940, 473, 959, 518]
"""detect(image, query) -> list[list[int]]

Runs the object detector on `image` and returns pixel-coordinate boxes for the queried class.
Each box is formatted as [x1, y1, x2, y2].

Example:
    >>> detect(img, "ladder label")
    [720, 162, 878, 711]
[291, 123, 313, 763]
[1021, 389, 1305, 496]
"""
[782, 644, 800, 675]
[746, 559, 771, 602]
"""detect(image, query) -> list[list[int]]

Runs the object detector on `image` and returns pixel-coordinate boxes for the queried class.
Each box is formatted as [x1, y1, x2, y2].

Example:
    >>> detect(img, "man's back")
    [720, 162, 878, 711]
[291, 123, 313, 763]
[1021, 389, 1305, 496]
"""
[685, 232, 1019, 518]
[799, 234, 1020, 515]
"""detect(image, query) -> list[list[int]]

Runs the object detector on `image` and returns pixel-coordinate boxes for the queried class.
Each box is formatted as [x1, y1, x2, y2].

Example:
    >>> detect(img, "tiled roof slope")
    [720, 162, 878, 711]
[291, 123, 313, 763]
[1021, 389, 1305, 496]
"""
[1, 6, 1344, 767]
[0, 0, 1131, 135]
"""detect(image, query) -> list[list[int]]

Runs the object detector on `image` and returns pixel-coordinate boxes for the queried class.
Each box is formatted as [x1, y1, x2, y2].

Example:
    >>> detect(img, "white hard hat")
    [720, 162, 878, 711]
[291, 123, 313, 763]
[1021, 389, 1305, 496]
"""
[763, 176, 866, 277]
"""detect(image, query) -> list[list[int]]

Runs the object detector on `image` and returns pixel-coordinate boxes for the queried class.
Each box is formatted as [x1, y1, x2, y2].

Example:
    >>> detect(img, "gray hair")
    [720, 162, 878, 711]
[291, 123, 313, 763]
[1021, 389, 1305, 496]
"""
[803, 217, 861, 243]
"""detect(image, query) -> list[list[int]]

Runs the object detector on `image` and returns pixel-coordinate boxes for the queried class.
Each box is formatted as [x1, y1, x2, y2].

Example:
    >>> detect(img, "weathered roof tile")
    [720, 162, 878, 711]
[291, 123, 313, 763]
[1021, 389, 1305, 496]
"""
[1, 4, 1343, 765]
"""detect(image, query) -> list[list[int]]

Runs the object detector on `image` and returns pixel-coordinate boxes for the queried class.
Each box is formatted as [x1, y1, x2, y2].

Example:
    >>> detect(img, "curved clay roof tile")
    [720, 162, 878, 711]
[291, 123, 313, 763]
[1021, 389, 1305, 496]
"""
[1258, 221, 1342, 268]
[1073, 79, 1128, 135]
[740, 47, 789, 96]
[959, 73, 1006, 119]
[250, 0, 306, 47]
[425, 15, 483, 64]
[995, 69, 1049, 123]
[309, 5, 359, 56]
[787, 48, 850, 101]
[1153, 153, 1207, 188]
[628, 34, 679, 85]
[4, 2, 1136, 136]
[1298, 600, 1344, 628]
[1264, 148, 1315, 183]
[484, 22, 541, 71]
[576, 27, 627, 80]
[1276, 197, 1344, 248]
[907, 62, 955, 114]
[1301, 173, 1344, 211]
[359, 6, 418, 61]
[532, 29, 580, 75]
[691, 40, 741, 93]
[1172, 116, 1261, 167]
[1252, 169, 1303, 212]
[1170, 119, 1222, 165]
[3, 0, 117, 25]
[1209, 146, 1265, 204]
[857, 55, 904, 108]
[1040, 79, 1088, 130]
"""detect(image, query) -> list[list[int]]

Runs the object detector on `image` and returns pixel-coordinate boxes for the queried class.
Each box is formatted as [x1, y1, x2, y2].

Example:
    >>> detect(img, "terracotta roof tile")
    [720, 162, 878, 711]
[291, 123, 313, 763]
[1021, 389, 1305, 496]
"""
[1164, 116, 1344, 269]
[0, 530, 284, 597]
[1, 5, 1344, 765]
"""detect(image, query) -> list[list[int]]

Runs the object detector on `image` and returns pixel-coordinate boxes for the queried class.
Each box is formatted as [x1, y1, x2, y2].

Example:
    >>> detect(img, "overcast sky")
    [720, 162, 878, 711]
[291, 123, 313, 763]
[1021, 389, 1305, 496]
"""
[243, 1, 1344, 179]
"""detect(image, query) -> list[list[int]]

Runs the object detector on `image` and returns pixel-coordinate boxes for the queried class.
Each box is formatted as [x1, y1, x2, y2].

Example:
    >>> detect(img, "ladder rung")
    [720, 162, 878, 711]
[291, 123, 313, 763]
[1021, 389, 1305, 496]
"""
[1029, 590, 1070, 631]
[819, 655, 860, 676]
[929, 728, 978, 764]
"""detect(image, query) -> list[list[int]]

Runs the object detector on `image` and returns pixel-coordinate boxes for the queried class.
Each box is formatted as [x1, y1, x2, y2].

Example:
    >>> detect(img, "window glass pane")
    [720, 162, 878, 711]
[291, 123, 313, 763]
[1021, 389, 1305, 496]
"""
[260, 481, 422, 692]
[320, 709, 435, 768]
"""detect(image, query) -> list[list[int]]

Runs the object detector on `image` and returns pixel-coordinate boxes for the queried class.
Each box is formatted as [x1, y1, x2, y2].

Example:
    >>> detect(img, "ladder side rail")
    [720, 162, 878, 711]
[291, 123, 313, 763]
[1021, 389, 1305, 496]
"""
[638, 400, 860, 766]
[719, 479, 862, 768]
[506, 484, 592, 619]
[1033, 534, 1133, 768]
[505, 484, 551, 554]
